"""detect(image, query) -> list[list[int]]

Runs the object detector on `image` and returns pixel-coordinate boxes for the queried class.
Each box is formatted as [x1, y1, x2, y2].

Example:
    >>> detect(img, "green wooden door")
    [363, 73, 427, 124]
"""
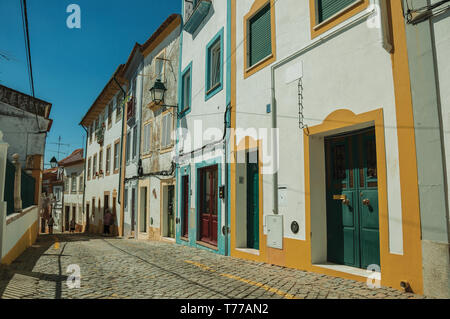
[325, 128, 380, 269]
[246, 152, 260, 249]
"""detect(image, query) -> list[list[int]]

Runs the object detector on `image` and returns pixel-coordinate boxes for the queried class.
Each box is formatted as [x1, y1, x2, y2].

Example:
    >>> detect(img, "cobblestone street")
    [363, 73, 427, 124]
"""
[0, 234, 426, 299]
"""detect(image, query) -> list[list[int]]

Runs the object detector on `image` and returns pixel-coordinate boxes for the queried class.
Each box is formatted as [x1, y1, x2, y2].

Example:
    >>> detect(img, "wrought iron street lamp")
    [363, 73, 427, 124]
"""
[50, 156, 58, 168]
[149, 79, 178, 110]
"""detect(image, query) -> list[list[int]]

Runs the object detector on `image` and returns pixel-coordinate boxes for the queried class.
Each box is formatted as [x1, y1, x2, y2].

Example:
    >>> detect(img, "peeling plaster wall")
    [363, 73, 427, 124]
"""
[0, 101, 49, 166]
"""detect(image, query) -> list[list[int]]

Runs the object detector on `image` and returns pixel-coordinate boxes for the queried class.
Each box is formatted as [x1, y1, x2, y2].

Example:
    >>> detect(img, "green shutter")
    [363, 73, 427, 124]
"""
[249, 4, 272, 67]
[317, 0, 357, 23]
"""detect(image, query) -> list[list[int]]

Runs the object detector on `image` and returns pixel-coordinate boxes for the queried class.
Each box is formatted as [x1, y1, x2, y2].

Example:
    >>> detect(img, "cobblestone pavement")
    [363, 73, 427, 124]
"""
[0, 234, 426, 299]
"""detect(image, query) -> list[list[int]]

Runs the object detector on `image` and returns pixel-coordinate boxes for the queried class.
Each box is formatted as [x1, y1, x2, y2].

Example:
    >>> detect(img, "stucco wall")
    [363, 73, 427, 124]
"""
[85, 92, 122, 233]
[1, 206, 38, 264]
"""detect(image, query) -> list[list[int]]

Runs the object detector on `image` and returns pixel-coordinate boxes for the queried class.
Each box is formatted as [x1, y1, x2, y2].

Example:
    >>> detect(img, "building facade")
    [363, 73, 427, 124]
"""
[42, 165, 64, 232]
[121, 45, 144, 239]
[81, 66, 127, 235]
[59, 149, 84, 232]
[176, 0, 232, 255]
[138, 14, 181, 242]
[402, 0, 450, 298]
[226, 0, 444, 296]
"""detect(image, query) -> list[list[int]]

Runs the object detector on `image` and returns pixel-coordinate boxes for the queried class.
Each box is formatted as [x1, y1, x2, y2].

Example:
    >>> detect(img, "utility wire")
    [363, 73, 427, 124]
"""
[20, 0, 41, 132]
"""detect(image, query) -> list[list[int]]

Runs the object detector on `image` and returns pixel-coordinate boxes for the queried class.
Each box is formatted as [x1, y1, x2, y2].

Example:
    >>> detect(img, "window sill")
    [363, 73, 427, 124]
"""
[244, 53, 275, 79]
[311, 0, 368, 39]
[160, 146, 173, 154]
[205, 82, 223, 101]
[314, 0, 364, 31]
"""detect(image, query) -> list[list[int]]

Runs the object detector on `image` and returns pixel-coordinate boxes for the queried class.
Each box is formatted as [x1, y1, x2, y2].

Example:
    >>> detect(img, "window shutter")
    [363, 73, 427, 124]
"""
[249, 4, 272, 67]
[317, 0, 357, 23]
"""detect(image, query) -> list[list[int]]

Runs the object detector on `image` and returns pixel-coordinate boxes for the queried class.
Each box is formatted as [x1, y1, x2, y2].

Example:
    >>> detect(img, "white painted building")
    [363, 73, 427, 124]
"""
[81, 66, 126, 235]
[230, 0, 425, 294]
[177, 0, 231, 255]
[138, 14, 181, 242]
[59, 149, 84, 232]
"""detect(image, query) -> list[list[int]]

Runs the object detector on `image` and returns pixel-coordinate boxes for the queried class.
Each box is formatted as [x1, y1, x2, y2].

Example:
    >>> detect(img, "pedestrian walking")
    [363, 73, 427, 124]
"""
[103, 209, 112, 236]
[48, 215, 54, 234]
[70, 218, 76, 233]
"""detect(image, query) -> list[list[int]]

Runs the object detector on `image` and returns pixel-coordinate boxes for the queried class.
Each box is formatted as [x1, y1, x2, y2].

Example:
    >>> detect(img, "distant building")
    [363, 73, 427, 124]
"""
[80, 66, 126, 235]
[42, 165, 64, 232]
[58, 149, 84, 232]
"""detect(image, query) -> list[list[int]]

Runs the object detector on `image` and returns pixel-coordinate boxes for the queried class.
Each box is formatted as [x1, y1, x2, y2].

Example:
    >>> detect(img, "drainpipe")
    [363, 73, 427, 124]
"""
[113, 75, 127, 237]
[269, 7, 375, 216]
[80, 124, 88, 232]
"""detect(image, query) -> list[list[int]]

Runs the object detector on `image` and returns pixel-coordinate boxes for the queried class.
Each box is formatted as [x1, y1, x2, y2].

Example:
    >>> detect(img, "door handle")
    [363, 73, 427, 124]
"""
[362, 199, 370, 206]
[333, 195, 350, 206]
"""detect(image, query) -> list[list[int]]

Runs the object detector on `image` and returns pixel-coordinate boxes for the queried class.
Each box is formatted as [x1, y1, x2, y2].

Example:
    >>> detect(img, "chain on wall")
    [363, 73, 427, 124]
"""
[298, 77, 308, 131]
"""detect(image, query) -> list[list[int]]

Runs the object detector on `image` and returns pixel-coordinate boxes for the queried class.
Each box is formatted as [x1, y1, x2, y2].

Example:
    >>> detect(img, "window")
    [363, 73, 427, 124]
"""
[114, 140, 120, 172]
[181, 64, 192, 114]
[126, 131, 131, 162]
[132, 125, 137, 159]
[71, 173, 77, 194]
[93, 154, 97, 177]
[143, 122, 151, 154]
[99, 149, 103, 174]
[89, 125, 93, 144]
[155, 51, 165, 81]
[317, 0, 357, 23]
[248, 4, 272, 68]
[161, 112, 173, 150]
[108, 102, 113, 127]
[64, 177, 69, 193]
[79, 173, 84, 192]
[310, 0, 368, 38]
[116, 95, 122, 121]
[106, 146, 111, 174]
[206, 29, 223, 100]
[88, 157, 91, 179]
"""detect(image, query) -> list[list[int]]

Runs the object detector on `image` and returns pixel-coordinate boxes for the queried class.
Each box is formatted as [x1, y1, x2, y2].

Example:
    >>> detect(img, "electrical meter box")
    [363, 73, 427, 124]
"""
[266, 215, 283, 249]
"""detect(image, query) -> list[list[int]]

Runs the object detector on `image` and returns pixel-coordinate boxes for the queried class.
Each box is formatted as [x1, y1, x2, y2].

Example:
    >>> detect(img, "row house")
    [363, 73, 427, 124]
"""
[176, 0, 231, 254]
[42, 162, 63, 232]
[80, 65, 127, 235]
[226, 0, 450, 297]
[138, 14, 181, 242]
[121, 43, 143, 238]
[402, 0, 450, 298]
[59, 149, 84, 232]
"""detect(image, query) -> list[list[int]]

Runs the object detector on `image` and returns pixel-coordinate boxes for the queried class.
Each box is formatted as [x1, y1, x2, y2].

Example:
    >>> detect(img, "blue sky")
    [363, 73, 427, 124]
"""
[0, 0, 181, 167]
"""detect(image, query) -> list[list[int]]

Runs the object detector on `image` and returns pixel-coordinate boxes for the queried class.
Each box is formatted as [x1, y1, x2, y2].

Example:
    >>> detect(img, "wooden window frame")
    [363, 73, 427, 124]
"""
[142, 119, 152, 158]
[243, 0, 276, 79]
[205, 28, 224, 100]
[71, 173, 77, 194]
[180, 62, 192, 116]
[93, 153, 97, 179]
[99, 148, 104, 177]
[113, 139, 120, 174]
[106, 144, 111, 176]
[87, 157, 91, 181]
[160, 110, 174, 152]
[309, 0, 369, 39]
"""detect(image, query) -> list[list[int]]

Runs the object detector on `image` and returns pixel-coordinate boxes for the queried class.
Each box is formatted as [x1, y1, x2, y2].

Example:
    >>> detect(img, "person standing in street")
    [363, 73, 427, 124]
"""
[48, 215, 54, 234]
[103, 209, 112, 236]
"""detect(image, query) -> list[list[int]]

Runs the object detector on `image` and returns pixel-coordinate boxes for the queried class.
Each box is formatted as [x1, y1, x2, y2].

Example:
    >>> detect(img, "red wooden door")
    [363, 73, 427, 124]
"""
[182, 175, 189, 237]
[199, 165, 218, 245]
